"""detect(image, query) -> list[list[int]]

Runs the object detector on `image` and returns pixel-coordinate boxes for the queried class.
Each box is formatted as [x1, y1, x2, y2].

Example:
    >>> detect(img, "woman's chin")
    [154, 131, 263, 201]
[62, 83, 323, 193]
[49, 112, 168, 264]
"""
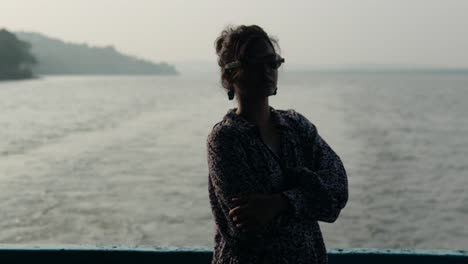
[267, 85, 276, 94]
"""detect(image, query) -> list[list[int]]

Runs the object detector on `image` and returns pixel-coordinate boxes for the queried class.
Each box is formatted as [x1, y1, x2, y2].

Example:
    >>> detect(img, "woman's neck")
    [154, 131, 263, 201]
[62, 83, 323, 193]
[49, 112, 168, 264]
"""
[235, 99, 272, 129]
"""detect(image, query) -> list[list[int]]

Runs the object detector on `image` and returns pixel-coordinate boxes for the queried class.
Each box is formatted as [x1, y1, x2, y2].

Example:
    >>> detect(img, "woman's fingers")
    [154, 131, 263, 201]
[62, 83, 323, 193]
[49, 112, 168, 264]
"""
[229, 201, 261, 231]
[232, 196, 249, 204]
[230, 209, 253, 228]
[228, 204, 247, 218]
[233, 215, 261, 231]
[233, 214, 248, 224]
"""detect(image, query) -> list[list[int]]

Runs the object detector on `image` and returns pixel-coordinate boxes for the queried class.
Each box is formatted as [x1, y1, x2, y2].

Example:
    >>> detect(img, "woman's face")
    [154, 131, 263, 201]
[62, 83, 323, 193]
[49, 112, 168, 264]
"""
[235, 38, 278, 99]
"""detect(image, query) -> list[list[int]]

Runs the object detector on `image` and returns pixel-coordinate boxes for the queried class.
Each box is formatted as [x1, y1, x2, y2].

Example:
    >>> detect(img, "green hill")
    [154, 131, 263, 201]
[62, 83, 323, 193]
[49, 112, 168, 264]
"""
[15, 31, 178, 75]
[0, 29, 37, 80]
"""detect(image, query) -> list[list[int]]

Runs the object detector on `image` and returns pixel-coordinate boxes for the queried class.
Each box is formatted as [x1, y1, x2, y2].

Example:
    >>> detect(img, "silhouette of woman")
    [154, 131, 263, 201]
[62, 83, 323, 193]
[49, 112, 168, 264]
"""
[207, 24, 349, 264]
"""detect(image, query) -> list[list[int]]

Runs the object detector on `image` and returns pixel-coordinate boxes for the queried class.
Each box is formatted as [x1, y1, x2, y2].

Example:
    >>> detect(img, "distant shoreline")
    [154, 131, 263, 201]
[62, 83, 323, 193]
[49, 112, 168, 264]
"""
[2, 69, 467, 82]
[0, 74, 181, 82]
[281, 67, 468, 75]
[0, 75, 40, 82]
[14, 31, 179, 76]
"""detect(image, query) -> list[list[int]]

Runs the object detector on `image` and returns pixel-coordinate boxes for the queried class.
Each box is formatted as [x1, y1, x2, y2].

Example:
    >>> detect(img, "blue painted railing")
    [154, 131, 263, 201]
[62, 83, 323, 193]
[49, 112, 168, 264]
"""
[0, 245, 466, 263]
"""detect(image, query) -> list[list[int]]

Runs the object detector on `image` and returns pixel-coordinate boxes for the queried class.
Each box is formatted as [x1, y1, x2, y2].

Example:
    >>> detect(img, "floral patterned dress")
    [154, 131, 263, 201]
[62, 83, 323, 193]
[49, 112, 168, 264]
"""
[207, 106, 348, 264]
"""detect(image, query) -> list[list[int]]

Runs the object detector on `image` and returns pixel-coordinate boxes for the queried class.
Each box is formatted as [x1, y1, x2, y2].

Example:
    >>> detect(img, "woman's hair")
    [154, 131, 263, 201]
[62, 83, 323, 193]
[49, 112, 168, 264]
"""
[214, 24, 281, 94]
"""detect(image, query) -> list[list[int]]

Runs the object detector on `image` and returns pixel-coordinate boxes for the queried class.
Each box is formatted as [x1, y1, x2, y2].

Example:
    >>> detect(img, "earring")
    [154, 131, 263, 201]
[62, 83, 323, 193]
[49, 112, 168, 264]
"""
[227, 90, 234, 100]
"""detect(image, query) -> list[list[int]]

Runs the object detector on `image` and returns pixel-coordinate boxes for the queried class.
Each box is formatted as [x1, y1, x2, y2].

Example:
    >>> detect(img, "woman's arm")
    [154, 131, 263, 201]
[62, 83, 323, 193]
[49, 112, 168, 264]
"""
[207, 127, 268, 244]
[280, 110, 349, 223]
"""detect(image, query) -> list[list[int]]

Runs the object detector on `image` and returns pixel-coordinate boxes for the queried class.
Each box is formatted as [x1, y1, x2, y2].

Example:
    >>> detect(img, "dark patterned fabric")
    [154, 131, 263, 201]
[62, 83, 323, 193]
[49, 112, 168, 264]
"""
[207, 106, 348, 264]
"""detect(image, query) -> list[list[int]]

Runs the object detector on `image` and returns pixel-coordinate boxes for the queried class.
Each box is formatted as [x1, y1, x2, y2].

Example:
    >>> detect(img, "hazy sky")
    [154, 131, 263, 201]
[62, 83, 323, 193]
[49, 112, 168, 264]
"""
[2, 0, 468, 68]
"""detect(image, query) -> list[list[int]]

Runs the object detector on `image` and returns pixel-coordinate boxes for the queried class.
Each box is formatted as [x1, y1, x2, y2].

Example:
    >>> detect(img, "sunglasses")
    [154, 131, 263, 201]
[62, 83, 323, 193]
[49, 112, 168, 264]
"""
[225, 54, 285, 70]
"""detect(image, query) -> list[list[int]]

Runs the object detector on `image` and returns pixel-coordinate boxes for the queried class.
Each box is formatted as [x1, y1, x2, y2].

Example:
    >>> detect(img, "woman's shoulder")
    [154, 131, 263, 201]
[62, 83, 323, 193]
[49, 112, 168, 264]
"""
[206, 121, 241, 146]
[277, 108, 318, 132]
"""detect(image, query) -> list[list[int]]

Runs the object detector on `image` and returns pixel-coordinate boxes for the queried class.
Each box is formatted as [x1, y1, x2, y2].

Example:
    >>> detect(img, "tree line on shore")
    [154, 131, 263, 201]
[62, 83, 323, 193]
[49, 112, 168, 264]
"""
[0, 29, 36, 80]
[0, 29, 178, 81]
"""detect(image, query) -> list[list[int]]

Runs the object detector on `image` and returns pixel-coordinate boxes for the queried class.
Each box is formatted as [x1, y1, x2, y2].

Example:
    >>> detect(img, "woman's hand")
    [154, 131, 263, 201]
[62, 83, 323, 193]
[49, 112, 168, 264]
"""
[228, 193, 288, 233]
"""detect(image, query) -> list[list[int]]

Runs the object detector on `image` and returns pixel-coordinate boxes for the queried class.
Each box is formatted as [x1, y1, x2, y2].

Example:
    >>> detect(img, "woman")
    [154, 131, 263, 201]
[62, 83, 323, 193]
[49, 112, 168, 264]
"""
[207, 24, 349, 264]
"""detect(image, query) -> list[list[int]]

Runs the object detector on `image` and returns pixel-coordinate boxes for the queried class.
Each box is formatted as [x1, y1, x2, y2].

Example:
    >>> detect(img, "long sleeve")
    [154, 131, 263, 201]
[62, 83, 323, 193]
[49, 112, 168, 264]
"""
[281, 110, 349, 223]
[207, 127, 269, 246]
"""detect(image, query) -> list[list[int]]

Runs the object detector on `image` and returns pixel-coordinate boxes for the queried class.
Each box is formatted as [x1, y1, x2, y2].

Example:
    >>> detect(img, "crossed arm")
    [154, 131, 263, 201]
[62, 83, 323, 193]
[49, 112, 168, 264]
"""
[207, 128, 269, 244]
[280, 110, 349, 223]
[207, 112, 349, 245]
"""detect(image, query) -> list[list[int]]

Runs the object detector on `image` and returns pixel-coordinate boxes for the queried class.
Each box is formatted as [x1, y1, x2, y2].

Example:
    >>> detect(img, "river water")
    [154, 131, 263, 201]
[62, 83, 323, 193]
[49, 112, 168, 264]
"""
[0, 72, 466, 250]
